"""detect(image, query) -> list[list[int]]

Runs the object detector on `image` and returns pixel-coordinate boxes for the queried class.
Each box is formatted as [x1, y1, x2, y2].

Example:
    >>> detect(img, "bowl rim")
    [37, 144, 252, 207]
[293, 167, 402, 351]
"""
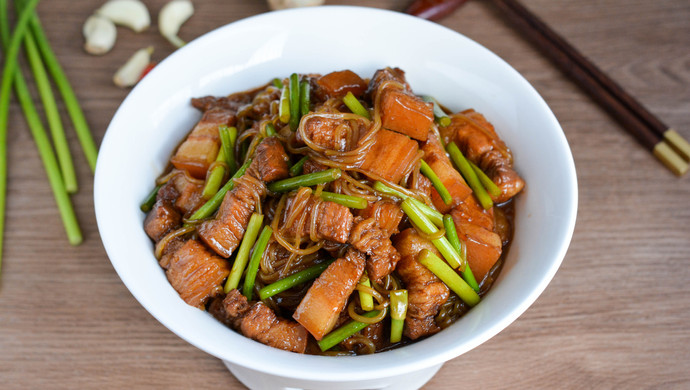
[95, 5, 578, 382]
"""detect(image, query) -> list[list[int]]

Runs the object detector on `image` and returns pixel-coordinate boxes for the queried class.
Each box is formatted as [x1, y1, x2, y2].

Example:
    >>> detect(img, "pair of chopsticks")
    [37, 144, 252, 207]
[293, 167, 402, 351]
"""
[490, 0, 690, 176]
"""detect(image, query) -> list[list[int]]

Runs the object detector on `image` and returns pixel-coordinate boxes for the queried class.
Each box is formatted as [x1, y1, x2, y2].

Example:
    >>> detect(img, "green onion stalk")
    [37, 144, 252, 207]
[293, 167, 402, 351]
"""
[1, 0, 83, 278]
[242, 225, 273, 299]
[279, 85, 290, 124]
[19, 0, 98, 171]
[140, 184, 162, 212]
[443, 214, 479, 292]
[420, 159, 452, 205]
[259, 259, 334, 300]
[265, 122, 277, 137]
[289, 155, 309, 177]
[469, 160, 502, 198]
[224, 213, 264, 293]
[317, 310, 381, 352]
[418, 249, 480, 306]
[372, 181, 443, 227]
[422, 95, 451, 127]
[319, 191, 367, 209]
[20, 20, 76, 193]
[357, 272, 374, 311]
[342, 91, 370, 119]
[288, 73, 300, 131]
[219, 125, 237, 173]
[187, 158, 252, 222]
[389, 289, 408, 343]
[201, 148, 226, 199]
[299, 79, 310, 118]
[202, 125, 237, 200]
[272, 77, 283, 89]
[400, 198, 464, 270]
[268, 168, 341, 193]
[447, 142, 493, 209]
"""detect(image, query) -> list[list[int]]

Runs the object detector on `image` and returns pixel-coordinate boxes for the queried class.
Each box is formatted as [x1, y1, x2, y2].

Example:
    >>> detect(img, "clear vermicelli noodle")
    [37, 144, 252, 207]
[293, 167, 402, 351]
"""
[141, 67, 524, 354]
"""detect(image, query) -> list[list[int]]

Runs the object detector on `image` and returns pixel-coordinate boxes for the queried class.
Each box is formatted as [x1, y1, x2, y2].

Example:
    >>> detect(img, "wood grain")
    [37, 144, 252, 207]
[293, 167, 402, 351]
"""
[1, 0, 689, 389]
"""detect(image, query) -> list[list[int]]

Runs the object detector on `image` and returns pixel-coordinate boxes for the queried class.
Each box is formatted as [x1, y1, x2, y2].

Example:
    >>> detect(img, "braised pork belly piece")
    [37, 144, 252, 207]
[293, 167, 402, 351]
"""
[379, 87, 433, 142]
[366, 67, 411, 98]
[281, 192, 354, 244]
[450, 196, 502, 283]
[394, 229, 450, 340]
[144, 199, 180, 242]
[358, 128, 419, 184]
[440, 110, 525, 203]
[247, 136, 290, 182]
[143, 171, 203, 243]
[171, 108, 236, 179]
[421, 132, 472, 213]
[164, 239, 230, 309]
[198, 175, 267, 258]
[316, 70, 367, 100]
[218, 289, 309, 353]
[357, 200, 404, 237]
[293, 248, 365, 340]
[349, 217, 401, 283]
[298, 115, 362, 152]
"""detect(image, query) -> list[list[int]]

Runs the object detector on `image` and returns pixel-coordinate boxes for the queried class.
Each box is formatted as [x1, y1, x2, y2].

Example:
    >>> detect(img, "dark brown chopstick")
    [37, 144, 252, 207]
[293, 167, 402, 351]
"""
[405, 0, 468, 21]
[492, 0, 689, 176]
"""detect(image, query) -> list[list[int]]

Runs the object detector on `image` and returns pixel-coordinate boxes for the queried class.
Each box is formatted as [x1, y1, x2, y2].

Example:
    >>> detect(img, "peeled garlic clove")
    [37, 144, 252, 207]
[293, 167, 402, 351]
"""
[267, 0, 325, 10]
[97, 0, 151, 33]
[83, 14, 117, 55]
[113, 46, 154, 88]
[159, 0, 194, 48]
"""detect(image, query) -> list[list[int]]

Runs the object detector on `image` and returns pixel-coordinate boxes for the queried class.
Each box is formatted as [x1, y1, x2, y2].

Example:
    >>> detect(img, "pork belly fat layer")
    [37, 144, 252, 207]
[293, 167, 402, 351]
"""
[293, 248, 366, 340]
[165, 239, 230, 308]
[171, 108, 236, 179]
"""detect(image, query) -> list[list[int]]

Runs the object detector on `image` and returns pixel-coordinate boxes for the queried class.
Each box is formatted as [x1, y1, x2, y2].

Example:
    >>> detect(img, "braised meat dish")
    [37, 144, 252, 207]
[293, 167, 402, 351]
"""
[142, 68, 524, 355]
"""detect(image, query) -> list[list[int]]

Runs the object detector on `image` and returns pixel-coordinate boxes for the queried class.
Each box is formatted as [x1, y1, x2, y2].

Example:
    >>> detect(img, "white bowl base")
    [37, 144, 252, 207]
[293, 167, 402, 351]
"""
[224, 360, 443, 390]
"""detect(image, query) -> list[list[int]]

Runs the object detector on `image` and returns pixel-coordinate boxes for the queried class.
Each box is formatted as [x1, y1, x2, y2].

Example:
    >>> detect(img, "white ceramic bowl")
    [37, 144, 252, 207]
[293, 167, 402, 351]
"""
[95, 6, 577, 390]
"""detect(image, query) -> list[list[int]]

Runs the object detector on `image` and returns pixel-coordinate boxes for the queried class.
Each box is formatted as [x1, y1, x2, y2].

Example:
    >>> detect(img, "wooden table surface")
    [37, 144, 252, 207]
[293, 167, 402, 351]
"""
[1, 0, 689, 388]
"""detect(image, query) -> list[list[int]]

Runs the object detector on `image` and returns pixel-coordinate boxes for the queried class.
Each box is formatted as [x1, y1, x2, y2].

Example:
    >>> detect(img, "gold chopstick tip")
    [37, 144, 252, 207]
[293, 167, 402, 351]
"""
[653, 141, 689, 176]
[662, 129, 690, 162]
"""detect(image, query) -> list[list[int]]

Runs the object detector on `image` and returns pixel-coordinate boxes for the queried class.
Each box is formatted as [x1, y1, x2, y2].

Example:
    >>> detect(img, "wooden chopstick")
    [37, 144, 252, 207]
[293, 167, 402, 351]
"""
[492, 0, 689, 176]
